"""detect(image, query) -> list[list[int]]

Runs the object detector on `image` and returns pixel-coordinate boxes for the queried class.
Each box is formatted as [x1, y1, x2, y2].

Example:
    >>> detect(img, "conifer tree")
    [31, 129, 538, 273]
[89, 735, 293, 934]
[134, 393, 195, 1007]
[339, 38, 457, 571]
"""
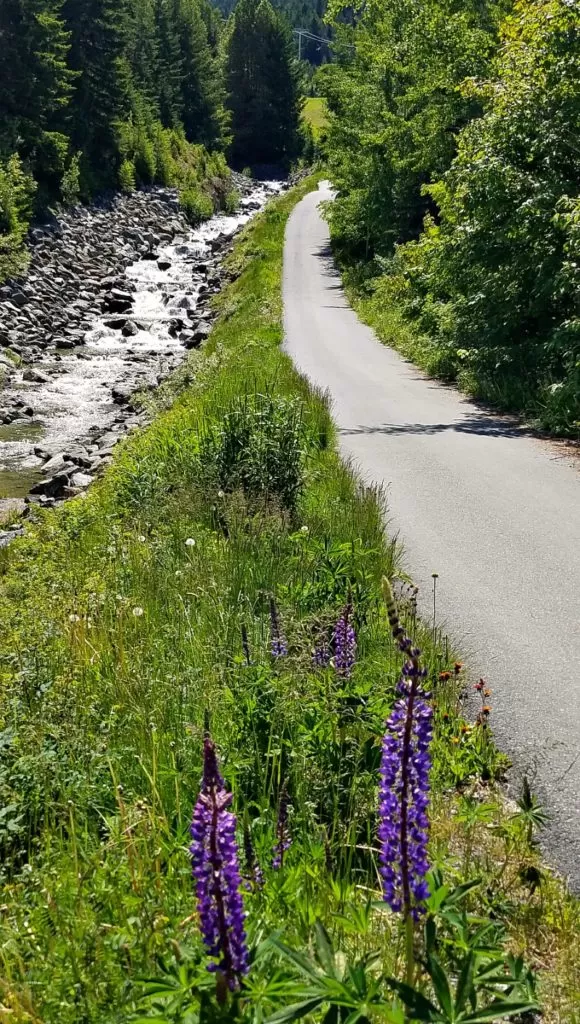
[155, 0, 185, 127]
[0, 0, 74, 155]
[178, 0, 225, 148]
[225, 0, 301, 168]
[62, 0, 133, 177]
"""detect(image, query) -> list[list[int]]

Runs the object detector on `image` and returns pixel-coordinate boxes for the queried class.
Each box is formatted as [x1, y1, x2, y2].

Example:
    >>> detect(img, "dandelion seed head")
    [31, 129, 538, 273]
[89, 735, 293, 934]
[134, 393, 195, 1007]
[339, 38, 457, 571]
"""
[132, 606, 144, 617]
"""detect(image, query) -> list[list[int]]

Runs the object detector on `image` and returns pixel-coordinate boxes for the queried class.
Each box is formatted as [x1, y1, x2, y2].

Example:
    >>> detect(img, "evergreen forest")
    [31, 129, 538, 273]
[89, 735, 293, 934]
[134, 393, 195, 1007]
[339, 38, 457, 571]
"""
[0, 0, 302, 278]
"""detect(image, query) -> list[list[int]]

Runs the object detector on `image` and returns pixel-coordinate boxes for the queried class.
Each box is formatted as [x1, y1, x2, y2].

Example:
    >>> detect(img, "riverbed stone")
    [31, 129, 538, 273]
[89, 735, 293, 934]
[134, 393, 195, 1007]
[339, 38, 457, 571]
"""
[29, 472, 70, 497]
[22, 367, 51, 384]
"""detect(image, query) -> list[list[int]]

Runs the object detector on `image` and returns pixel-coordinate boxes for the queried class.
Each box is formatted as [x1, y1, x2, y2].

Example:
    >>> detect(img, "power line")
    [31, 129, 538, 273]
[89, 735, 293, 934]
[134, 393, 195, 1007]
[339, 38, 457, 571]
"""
[293, 28, 330, 60]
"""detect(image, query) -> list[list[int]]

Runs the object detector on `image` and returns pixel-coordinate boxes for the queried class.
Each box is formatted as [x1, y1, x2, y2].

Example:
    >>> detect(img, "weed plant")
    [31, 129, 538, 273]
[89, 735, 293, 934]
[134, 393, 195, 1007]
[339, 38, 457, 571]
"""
[0, 181, 577, 1022]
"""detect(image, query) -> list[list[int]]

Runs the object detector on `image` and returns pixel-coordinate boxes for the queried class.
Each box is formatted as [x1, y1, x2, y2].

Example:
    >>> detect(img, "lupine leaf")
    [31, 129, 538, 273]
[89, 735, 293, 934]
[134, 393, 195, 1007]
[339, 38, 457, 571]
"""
[264, 997, 325, 1023]
[460, 999, 539, 1023]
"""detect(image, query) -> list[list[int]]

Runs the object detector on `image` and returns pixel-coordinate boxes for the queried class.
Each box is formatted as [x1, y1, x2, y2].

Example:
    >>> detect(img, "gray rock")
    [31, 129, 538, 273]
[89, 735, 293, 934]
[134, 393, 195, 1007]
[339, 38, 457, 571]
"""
[103, 316, 127, 330]
[192, 321, 211, 343]
[22, 368, 51, 384]
[42, 453, 73, 476]
[122, 321, 139, 337]
[29, 472, 70, 498]
[157, 258, 172, 271]
[70, 471, 93, 489]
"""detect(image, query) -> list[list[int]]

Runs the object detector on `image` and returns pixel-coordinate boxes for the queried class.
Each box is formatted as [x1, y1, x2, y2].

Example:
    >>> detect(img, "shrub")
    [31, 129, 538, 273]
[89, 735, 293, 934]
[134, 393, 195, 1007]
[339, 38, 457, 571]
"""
[118, 159, 136, 193]
[60, 152, 81, 206]
[199, 393, 306, 512]
[224, 188, 240, 214]
[179, 186, 214, 225]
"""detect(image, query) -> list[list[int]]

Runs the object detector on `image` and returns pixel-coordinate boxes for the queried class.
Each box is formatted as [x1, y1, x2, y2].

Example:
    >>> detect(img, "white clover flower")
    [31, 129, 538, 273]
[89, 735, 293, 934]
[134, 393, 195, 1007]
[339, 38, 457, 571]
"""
[300, 525, 309, 534]
[69, 613, 81, 623]
[132, 606, 144, 618]
[175, 570, 183, 577]
[217, 490, 225, 498]
[138, 535, 146, 543]
[185, 538, 196, 547]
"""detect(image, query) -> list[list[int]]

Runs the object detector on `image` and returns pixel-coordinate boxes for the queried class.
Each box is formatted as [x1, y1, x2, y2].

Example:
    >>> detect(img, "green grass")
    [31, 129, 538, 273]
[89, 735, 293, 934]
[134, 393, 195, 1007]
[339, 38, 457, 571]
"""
[302, 98, 329, 137]
[0, 179, 578, 1023]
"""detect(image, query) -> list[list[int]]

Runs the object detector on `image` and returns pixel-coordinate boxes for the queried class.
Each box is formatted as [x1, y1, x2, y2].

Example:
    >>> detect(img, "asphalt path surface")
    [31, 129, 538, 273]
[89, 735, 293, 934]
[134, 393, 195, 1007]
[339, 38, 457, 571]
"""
[283, 182, 580, 887]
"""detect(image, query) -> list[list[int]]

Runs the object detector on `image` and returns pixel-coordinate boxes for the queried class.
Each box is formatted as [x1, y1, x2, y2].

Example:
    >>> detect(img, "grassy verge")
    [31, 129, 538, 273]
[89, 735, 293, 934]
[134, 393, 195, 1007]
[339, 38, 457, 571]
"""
[0, 180, 578, 1023]
[339, 265, 580, 439]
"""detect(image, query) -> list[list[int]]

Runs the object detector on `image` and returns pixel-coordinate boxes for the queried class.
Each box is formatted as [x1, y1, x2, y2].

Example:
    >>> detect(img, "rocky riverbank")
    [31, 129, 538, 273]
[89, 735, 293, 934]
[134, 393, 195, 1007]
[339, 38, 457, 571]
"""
[0, 177, 283, 540]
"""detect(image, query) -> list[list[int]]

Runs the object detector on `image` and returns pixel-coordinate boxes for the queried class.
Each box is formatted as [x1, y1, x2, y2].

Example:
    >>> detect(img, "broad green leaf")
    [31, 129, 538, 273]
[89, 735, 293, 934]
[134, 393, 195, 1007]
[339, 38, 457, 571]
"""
[460, 1000, 539, 1023]
[264, 997, 325, 1023]
[427, 953, 454, 1018]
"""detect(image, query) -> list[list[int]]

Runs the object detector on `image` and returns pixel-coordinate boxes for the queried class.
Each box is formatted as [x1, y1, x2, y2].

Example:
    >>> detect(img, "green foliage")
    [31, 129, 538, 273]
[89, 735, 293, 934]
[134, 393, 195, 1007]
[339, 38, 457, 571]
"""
[388, 0, 580, 434]
[119, 158, 137, 192]
[179, 185, 215, 222]
[199, 392, 307, 511]
[212, 0, 332, 66]
[225, 0, 302, 168]
[0, 154, 36, 279]
[224, 187, 241, 213]
[0, 0, 230, 278]
[0, 179, 575, 1022]
[60, 150, 82, 204]
[320, 0, 505, 260]
[323, 0, 580, 435]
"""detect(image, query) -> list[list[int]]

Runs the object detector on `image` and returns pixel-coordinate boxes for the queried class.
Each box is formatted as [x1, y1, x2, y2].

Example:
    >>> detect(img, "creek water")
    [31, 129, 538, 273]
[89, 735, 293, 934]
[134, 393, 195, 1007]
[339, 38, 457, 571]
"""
[0, 182, 283, 503]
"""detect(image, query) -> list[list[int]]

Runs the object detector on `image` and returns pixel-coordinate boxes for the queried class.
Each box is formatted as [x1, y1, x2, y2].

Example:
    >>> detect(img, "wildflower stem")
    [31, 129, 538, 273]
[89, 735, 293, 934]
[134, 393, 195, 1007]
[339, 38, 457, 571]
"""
[405, 913, 415, 987]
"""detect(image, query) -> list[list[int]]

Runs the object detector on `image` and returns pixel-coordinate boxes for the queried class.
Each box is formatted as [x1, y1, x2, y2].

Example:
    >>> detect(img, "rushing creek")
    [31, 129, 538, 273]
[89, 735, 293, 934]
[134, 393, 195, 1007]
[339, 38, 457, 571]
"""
[0, 181, 283, 509]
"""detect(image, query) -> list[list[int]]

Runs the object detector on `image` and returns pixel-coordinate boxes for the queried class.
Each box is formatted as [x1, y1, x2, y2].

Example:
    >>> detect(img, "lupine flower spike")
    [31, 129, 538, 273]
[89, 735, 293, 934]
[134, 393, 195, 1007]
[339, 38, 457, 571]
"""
[272, 781, 291, 869]
[379, 578, 433, 983]
[190, 738, 249, 991]
[269, 597, 287, 658]
[333, 603, 356, 678]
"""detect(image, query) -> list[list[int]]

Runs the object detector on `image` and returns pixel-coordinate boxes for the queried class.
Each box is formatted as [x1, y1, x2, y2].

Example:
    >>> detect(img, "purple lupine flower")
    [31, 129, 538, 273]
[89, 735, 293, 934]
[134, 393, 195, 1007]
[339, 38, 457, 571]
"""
[269, 598, 287, 658]
[190, 738, 249, 989]
[312, 641, 330, 668]
[378, 579, 433, 920]
[333, 603, 356, 678]
[272, 782, 291, 869]
[243, 825, 264, 891]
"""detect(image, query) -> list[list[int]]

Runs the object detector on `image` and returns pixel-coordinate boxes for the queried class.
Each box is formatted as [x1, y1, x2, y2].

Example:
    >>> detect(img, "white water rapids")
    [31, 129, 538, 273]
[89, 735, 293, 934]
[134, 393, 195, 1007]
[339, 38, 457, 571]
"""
[0, 182, 283, 501]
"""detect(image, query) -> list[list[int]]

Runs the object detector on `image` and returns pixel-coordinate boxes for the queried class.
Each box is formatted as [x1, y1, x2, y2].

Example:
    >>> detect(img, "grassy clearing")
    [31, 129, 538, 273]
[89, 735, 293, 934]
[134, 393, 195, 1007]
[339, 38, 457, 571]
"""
[0, 180, 578, 1023]
[302, 98, 329, 137]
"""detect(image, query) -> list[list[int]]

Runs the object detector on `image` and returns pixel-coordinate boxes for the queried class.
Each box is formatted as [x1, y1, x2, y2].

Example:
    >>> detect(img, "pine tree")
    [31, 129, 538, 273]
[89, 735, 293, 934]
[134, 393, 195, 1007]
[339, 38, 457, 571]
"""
[155, 0, 184, 127]
[0, 0, 74, 156]
[177, 0, 225, 148]
[225, 0, 301, 168]
[62, 0, 133, 178]
[128, 0, 160, 118]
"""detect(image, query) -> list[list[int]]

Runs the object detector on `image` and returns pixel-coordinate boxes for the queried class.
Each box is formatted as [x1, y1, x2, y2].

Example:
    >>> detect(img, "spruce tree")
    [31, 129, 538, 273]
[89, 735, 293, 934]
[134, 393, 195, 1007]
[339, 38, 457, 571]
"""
[177, 0, 225, 148]
[0, 0, 74, 156]
[155, 0, 184, 128]
[62, 0, 133, 179]
[225, 0, 301, 168]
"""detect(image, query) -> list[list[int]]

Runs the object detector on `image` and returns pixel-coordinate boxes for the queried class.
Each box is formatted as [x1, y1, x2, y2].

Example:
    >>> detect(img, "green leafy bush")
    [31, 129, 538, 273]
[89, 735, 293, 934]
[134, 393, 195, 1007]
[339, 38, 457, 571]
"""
[118, 158, 136, 193]
[224, 188, 241, 214]
[179, 185, 214, 224]
[60, 152, 82, 206]
[199, 393, 307, 511]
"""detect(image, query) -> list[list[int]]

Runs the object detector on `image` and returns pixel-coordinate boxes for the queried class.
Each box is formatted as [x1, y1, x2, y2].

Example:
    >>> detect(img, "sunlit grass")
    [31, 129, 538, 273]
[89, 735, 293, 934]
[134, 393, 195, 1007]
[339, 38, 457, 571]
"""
[0, 178, 577, 1022]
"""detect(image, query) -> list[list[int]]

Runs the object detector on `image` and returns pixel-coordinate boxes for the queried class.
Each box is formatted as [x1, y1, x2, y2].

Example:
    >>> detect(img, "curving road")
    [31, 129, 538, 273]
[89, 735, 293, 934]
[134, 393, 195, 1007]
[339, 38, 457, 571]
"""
[283, 183, 580, 887]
